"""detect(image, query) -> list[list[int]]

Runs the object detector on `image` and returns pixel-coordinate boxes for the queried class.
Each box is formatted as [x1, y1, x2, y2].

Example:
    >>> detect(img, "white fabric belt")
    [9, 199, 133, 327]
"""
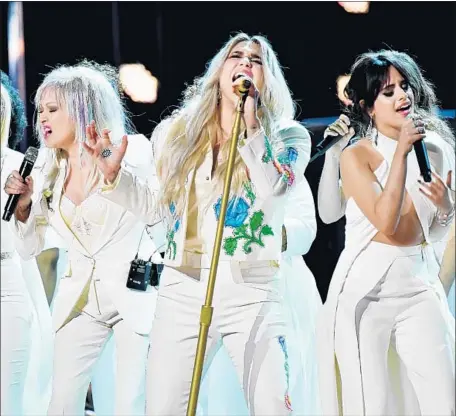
[180, 251, 280, 270]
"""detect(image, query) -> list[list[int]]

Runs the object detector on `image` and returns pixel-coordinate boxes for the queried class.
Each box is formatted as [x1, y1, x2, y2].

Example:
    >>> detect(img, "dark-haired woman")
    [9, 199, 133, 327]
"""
[317, 50, 455, 416]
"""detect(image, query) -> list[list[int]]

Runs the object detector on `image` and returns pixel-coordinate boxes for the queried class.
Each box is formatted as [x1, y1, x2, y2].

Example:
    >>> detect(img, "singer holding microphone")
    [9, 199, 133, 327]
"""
[1, 71, 54, 415]
[317, 50, 455, 416]
[4, 61, 163, 415]
[84, 33, 312, 415]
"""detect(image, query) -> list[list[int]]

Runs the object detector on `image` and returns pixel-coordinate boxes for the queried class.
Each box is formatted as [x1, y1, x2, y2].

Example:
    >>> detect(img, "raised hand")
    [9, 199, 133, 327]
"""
[419, 170, 454, 214]
[82, 120, 128, 183]
[397, 116, 426, 156]
[232, 75, 261, 134]
[323, 114, 355, 155]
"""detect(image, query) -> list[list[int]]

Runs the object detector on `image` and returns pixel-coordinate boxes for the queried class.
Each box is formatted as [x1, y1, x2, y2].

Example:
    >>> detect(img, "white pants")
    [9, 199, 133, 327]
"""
[91, 335, 116, 415]
[48, 279, 149, 416]
[335, 243, 455, 416]
[146, 261, 293, 416]
[1, 260, 33, 416]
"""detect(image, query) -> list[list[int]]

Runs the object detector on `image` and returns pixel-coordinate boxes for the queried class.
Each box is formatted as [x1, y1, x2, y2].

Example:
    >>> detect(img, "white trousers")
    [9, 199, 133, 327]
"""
[335, 242, 455, 416]
[1, 260, 33, 416]
[48, 279, 149, 416]
[91, 335, 116, 415]
[146, 261, 293, 416]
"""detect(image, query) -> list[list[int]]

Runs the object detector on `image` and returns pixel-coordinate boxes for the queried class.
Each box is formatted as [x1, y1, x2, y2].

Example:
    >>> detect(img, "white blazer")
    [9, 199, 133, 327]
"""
[11, 135, 162, 335]
[102, 119, 312, 269]
[2, 147, 54, 415]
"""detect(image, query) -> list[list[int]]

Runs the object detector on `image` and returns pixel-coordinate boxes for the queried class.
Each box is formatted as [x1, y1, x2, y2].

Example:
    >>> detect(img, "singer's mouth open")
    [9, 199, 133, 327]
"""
[396, 104, 411, 112]
[232, 72, 252, 83]
[43, 127, 53, 138]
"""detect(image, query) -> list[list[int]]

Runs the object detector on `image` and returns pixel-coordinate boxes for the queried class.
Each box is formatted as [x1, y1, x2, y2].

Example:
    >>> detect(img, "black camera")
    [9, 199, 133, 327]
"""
[126, 259, 163, 291]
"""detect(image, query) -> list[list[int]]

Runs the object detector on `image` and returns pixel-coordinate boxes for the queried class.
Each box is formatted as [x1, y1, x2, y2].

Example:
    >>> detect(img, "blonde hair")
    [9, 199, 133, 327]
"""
[157, 32, 297, 215]
[34, 60, 133, 194]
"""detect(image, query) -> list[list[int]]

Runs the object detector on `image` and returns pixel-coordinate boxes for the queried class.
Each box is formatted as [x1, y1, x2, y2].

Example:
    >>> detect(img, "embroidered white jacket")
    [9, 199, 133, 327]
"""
[102, 119, 311, 267]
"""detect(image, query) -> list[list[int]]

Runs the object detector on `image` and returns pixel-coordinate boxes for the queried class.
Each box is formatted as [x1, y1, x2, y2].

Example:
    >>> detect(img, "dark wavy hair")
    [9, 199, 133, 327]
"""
[343, 50, 454, 145]
[1, 70, 27, 149]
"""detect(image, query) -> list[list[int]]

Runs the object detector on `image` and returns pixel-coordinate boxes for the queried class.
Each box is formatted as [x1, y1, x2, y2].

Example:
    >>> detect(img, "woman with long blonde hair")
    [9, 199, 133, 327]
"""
[84, 33, 314, 415]
[5, 61, 162, 415]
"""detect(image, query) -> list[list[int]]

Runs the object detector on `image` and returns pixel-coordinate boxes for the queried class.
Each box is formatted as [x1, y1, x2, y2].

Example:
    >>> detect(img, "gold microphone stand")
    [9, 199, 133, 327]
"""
[186, 81, 251, 416]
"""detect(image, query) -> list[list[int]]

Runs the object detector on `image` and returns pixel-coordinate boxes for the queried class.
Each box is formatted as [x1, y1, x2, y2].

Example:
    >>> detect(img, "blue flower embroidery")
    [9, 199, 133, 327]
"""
[287, 147, 298, 163]
[214, 197, 250, 228]
[277, 146, 298, 165]
[169, 202, 180, 231]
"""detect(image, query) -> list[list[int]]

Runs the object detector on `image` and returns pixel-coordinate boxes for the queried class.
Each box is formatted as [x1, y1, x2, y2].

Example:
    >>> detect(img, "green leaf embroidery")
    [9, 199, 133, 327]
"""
[223, 237, 238, 256]
[243, 240, 254, 254]
[262, 136, 274, 163]
[250, 211, 264, 232]
[223, 209, 273, 256]
[166, 230, 177, 260]
[243, 182, 256, 205]
[277, 153, 287, 165]
[261, 224, 274, 236]
[233, 224, 248, 237]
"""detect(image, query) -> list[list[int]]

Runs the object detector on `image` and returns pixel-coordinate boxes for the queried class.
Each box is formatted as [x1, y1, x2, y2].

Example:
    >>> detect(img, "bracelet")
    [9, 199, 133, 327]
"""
[436, 205, 455, 227]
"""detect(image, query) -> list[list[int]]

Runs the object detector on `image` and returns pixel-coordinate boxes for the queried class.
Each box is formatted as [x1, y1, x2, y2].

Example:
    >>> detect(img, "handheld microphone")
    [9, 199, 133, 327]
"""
[233, 73, 252, 94]
[408, 114, 432, 183]
[310, 131, 346, 163]
[2, 147, 39, 222]
[414, 139, 432, 183]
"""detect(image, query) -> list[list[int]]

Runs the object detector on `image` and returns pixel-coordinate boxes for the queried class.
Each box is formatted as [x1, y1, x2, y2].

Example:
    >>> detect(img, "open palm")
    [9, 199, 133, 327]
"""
[83, 121, 128, 183]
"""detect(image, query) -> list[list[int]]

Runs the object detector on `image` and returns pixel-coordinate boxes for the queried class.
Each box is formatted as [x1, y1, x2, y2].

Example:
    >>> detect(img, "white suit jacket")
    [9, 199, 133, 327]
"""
[11, 135, 161, 335]
[102, 119, 312, 269]
[2, 147, 54, 415]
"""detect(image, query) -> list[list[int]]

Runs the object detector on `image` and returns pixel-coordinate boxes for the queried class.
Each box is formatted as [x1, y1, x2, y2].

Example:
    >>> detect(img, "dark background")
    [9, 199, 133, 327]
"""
[2, 1, 455, 299]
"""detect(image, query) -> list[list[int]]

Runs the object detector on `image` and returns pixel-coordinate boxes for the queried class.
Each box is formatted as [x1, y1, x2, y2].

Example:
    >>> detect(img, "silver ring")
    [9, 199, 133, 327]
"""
[418, 127, 425, 134]
[413, 118, 422, 127]
[101, 148, 112, 159]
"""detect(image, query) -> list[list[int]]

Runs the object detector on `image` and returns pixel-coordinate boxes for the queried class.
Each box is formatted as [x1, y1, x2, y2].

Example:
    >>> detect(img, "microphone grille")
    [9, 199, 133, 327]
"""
[24, 147, 39, 163]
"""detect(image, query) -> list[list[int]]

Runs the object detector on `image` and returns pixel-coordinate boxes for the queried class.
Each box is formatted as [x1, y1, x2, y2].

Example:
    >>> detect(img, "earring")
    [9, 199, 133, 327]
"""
[366, 116, 373, 139]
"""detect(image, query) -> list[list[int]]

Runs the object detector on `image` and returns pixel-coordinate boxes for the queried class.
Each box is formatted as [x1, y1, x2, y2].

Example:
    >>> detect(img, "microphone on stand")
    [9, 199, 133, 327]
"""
[3, 147, 39, 222]
[233, 73, 252, 95]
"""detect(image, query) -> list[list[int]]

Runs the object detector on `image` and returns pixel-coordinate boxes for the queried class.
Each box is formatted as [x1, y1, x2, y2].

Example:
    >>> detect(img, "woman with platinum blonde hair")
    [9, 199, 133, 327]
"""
[84, 32, 318, 415]
[1, 70, 53, 416]
[5, 61, 163, 415]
